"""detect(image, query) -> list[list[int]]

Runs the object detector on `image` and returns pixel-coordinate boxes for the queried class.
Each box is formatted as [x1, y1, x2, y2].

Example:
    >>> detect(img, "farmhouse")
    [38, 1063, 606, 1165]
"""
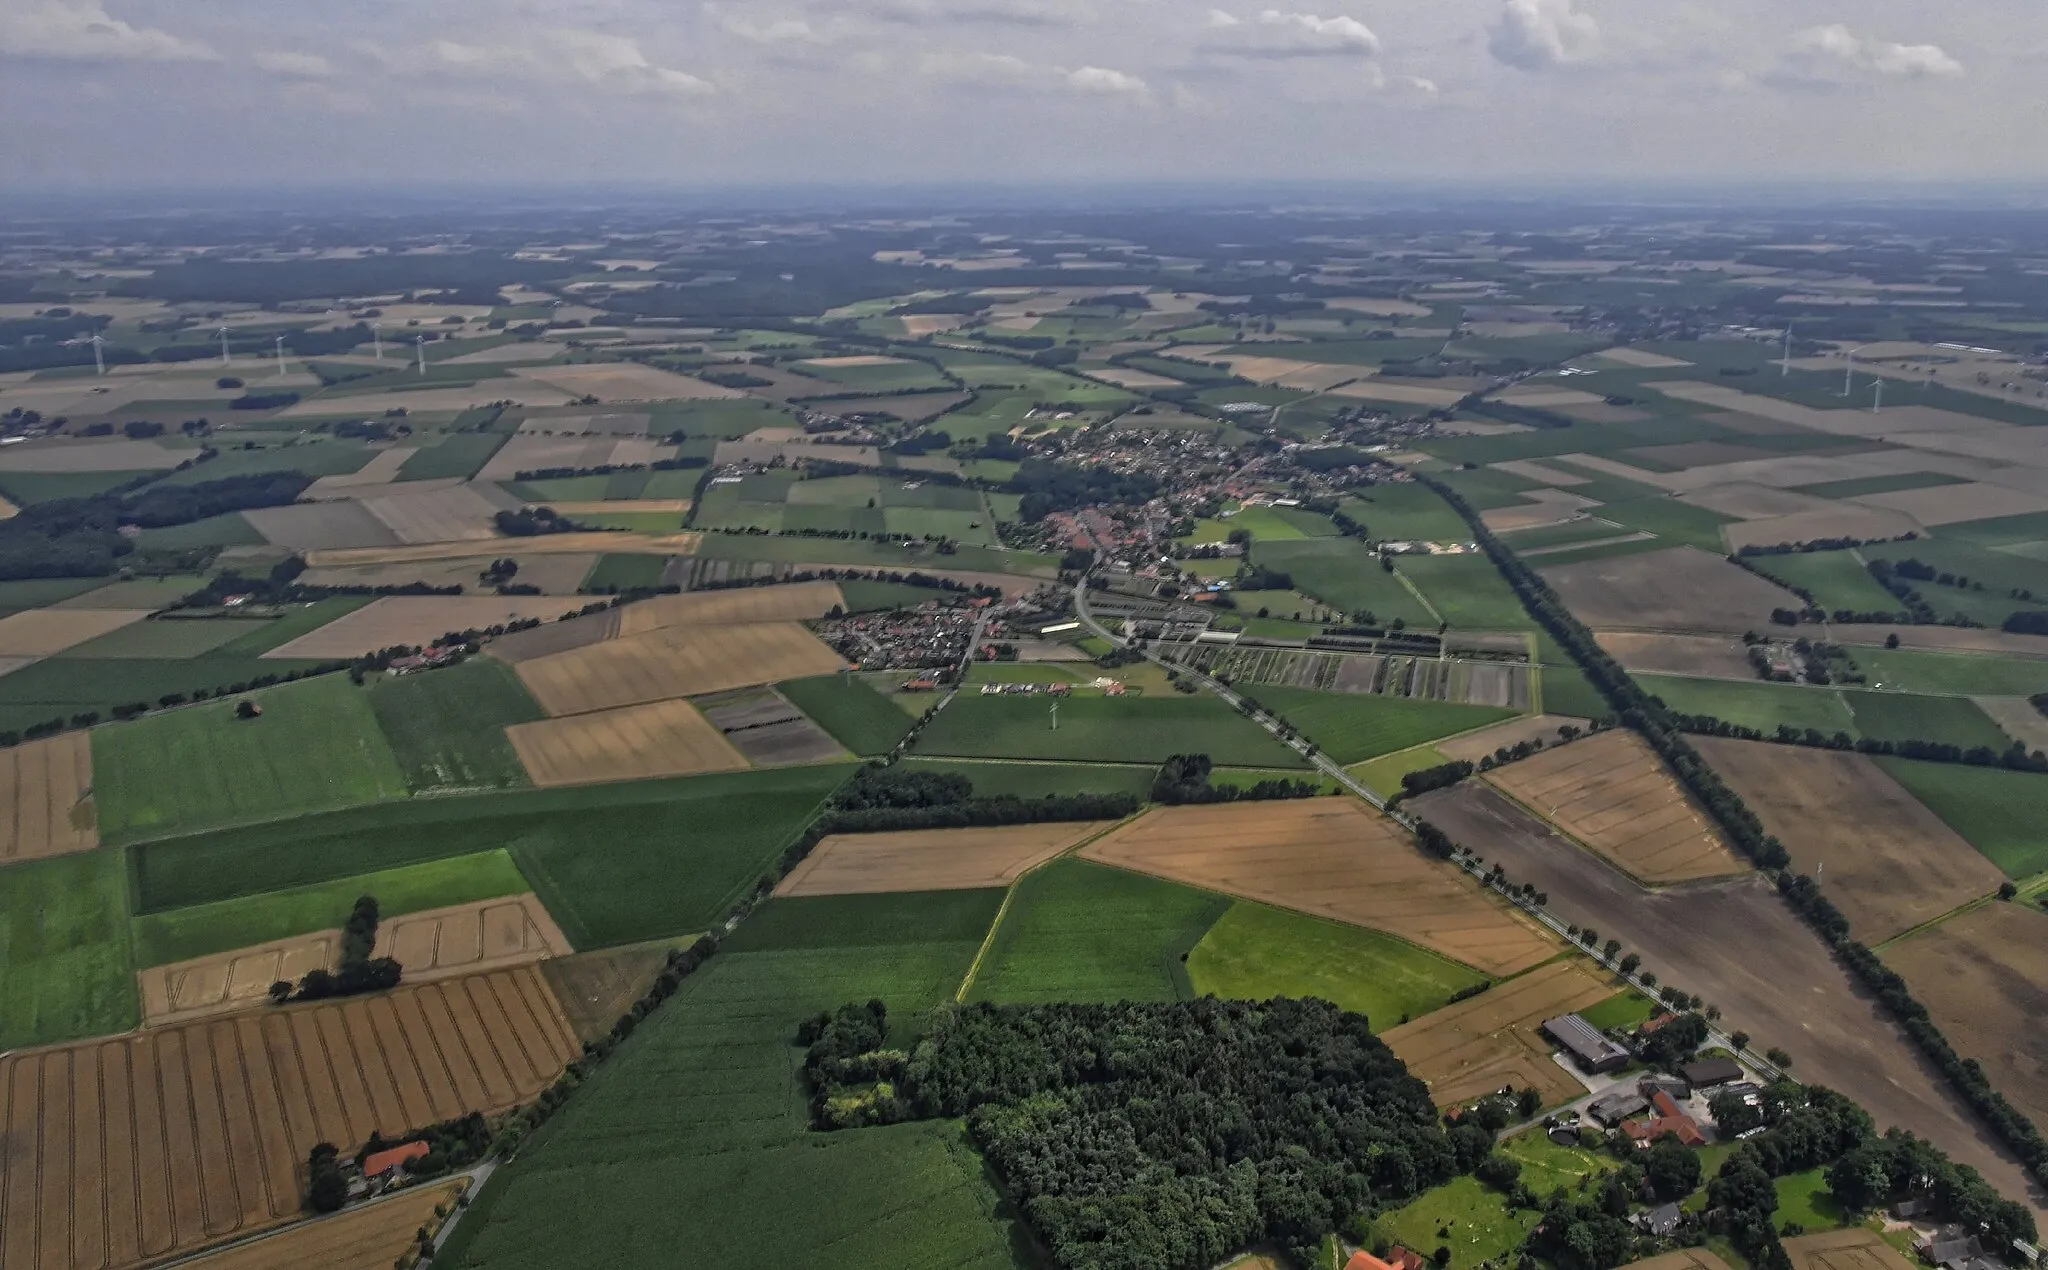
[1588, 1088, 1651, 1126]
[363, 1140, 431, 1180]
[1544, 1012, 1631, 1074]
[1681, 1057, 1744, 1088]
[1621, 1090, 1706, 1149]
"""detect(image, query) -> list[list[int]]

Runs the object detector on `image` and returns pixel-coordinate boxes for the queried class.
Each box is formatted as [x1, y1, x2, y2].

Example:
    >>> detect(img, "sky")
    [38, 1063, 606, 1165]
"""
[0, 0, 2039, 193]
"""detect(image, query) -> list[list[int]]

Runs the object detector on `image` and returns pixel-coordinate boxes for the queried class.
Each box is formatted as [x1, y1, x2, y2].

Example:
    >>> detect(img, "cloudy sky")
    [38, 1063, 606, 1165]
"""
[0, 0, 2035, 192]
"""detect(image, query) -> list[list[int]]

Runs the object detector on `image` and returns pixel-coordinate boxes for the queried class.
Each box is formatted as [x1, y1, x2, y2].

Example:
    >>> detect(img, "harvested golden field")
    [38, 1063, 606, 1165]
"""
[507, 698, 748, 786]
[0, 966, 578, 1270]
[1383, 960, 1616, 1108]
[1696, 737, 2004, 941]
[1487, 730, 1744, 884]
[512, 362, 741, 401]
[0, 493, 15, 520]
[1329, 379, 1470, 407]
[304, 532, 697, 569]
[1539, 546, 1801, 635]
[1590, 347, 1692, 369]
[0, 608, 151, 657]
[476, 434, 675, 483]
[1783, 1230, 1919, 1270]
[262, 595, 593, 660]
[1885, 903, 2048, 1127]
[798, 355, 909, 369]
[0, 731, 96, 863]
[1482, 503, 1582, 533]
[777, 822, 1119, 896]
[1080, 800, 1557, 976]
[1620, 1252, 1734, 1270]
[374, 894, 573, 982]
[139, 933, 337, 1027]
[1436, 715, 1590, 765]
[1594, 632, 1755, 679]
[1680, 481, 1839, 520]
[179, 1180, 465, 1270]
[359, 484, 506, 544]
[614, 579, 844, 634]
[513, 621, 845, 716]
[1856, 481, 2048, 527]
[0, 438, 184, 472]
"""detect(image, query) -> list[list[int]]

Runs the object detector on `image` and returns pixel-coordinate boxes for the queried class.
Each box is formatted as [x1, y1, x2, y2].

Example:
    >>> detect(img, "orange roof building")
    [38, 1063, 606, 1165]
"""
[1347, 1254, 1399, 1270]
[362, 1140, 431, 1178]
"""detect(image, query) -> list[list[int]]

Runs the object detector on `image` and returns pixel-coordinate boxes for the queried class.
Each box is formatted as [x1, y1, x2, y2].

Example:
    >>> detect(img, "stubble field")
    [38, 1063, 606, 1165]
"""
[1782, 1230, 1919, 1270]
[1539, 546, 1801, 634]
[261, 596, 593, 660]
[1695, 737, 2005, 940]
[0, 966, 579, 1270]
[1079, 800, 1558, 976]
[507, 698, 749, 785]
[1383, 959, 1616, 1108]
[512, 622, 845, 716]
[373, 893, 574, 983]
[1883, 901, 2048, 1127]
[138, 931, 337, 1027]
[0, 731, 97, 863]
[179, 1180, 465, 1270]
[777, 821, 1117, 896]
[1486, 729, 1746, 884]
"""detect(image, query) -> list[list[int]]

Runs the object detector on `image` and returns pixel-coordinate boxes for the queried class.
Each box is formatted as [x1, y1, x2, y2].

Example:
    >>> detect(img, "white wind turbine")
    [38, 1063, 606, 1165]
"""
[89, 334, 106, 376]
[217, 326, 232, 366]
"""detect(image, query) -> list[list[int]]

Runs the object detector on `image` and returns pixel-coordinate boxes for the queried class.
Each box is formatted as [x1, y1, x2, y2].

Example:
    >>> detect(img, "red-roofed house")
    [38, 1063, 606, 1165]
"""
[1346, 1253, 1398, 1270]
[362, 1140, 431, 1179]
[1621, 1090, 1706, 1148]
[1389, 1247, 1428, 1270]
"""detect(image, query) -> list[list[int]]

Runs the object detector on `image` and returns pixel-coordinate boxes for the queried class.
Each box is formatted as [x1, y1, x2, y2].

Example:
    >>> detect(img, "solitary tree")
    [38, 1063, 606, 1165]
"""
[1730, 1030, 1752, 1052]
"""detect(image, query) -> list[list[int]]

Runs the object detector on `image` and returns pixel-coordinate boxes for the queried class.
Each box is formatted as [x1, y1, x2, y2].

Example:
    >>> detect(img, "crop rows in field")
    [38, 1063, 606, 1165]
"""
[0, 966, 578, 1270]
[1164, 643, 1531, 710]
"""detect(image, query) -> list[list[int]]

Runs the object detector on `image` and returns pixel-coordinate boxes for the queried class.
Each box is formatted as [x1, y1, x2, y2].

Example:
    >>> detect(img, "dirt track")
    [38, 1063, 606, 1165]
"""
[1411, 781, 2045, 1217]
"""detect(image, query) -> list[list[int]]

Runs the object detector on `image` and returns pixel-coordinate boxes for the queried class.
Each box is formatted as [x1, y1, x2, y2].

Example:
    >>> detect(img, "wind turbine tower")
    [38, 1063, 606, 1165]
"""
[273, 335, 287, 378]
[1049, 699, 1058, 732]
[415, 335, 426, 375]
[1781, 323, 1794, 376]
[372, 322, 383, 361]
[1872, 378, 1885, 415]
[217, 327, 232, 367]
[89, 334, 105, 376]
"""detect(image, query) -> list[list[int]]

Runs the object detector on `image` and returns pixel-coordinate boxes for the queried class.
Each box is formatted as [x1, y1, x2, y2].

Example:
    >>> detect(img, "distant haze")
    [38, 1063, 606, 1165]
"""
[0, 0, 2036, 191]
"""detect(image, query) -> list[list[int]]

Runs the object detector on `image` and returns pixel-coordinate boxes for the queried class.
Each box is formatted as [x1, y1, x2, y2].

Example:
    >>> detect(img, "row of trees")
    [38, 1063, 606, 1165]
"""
[1151, 752, 1322, 804]
[1664, 710, 2048, 772]
[1420, 472, 2048, 1200]
[274, 895, 402, 1003]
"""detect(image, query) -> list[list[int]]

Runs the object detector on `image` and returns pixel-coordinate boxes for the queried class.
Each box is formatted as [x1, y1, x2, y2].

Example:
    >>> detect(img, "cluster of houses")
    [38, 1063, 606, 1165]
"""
[1543, 1012, 1760, 1154]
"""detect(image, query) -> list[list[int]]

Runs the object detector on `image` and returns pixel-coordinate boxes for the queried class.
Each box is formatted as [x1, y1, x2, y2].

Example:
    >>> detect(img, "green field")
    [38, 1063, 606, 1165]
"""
[1225, 504, 1333, 541]
[0, 849, 138, 1051]
[1774, 1169, 1849, 1233]
[133, 766, 854, 949]
[439, 905, 1018, 1270]
[1748, 550, 1905, 615]
[778, 674, 919, 756]
[1851, 648, 2048, 697]
[580, 552, 669, 592]
[1495, 518, 1632, 552]
[838, 579, 944, 613]
[132, 511, 268, 553]
[1496, 1132, 1618, 1200]
[967, 859, 1227, 1004]
[913, 693, 1306, 767]
[1874, 760, 2048, 877]
[1241, 684, 1515, 765]
[1186, 902, 1485, 1028]
[60, 617, 266, 659]
[1577, 990, 1658, 1031]
[0, 470, 159, 505]
[1342, 483, 1474, 543]
[896, 758, 1158, 801]
[367, 657, 545, 792]
[1787, 472, 1971, 500]
[1379, 1175, 1538, 1270]
[396, 431, 510, 480]
[206, 597, 376, 656]
[693, 533, 1057, 578]
[1348, 745, 1454, 799]
[1595, 497, 1737, 553]
[1253, 539, 1437, 626]
[94, 673, 410, 843]
[1638, 675, 1859, 736]
[1840, 690, 2014, 750]
[130, 849, 533, 967]
[0, 651, 335, 736]
[1400, 554, 1533, 629]
[724, 890, 1005, 958]
[0, 577, 109, 615]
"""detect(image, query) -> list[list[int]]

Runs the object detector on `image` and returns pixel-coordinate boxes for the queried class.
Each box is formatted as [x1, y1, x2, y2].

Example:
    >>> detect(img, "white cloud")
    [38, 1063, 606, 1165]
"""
[0, 0, 216, 62]
[1065, 64, 1148, 95]
[1788, 24, 1962, 79]
[705, 5, 829, 45]
[1405, 75, 1439, 95]
[920, 49, 1147, 98]
[254, 50, 332, 79]
[1487, 0, 1598, 71]
[868, 0, 1094, 26]
[378, 28, 714, 97]
[1204, 9, 1379, 58]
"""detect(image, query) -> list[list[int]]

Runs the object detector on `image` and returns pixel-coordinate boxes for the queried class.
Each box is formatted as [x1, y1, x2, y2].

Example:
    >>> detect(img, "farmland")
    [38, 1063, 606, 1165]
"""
[1873, 760, 2048, 878]
[914, 693, 1307, 766]
[1080, 800, 1559, 975]
[1384, 960, 1617, 1108]
[1485, 729, 1745, 884]
[0, 730, 96, 862]
[1695, 738, 2004, 939]
[966, 858, 1228, 1003]
[511, 621, 845, 716]
[1185, 902, 1487, 1028]
[1251, 538, 1437, 626]
[0, 966, 579, 1270]
[1884, 901, 2048, 1126]
[93, 674, 410, 843]
[180, 1180, 466, 1270]
[1540, 546, 1802, 634]
[507, 697, 750, 785]
[775, 673, 918, 755]
[778, 821, 1116, 896]
[262, 595, 592, 660]
[367, 657, 543, 792]
[1782, 1230, 1921, 1270]
[895, 756, 1159, 800]
[1240, 683, 1517, 764]
[0, 849, 137, 1050]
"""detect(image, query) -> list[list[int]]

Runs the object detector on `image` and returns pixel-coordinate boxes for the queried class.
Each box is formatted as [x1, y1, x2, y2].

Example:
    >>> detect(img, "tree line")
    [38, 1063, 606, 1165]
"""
[1151, 752, 1323, 804]
[1419, 472, 2048, 1201]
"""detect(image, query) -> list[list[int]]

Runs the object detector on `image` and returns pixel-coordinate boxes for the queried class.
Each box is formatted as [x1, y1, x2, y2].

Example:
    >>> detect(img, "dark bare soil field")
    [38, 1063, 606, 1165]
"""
[1411, 781, 2044, 1217]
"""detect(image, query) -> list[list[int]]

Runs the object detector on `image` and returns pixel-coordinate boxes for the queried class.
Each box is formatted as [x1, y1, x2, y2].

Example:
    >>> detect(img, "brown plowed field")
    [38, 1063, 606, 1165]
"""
[778, 822, 1118, 896]
[139, 934, 338, 1028]
[1694, 737, 2004, 940]
[1078, 800, 1558, 976]
[1383, 960, 1616, 1109]
[614, 579, 844, 634]
[507, 698, 749, 785]
[1595, 632, 1755, 680]
[1783, 1230, 1919, 1270]
[179, 1179, 464, 1270]
[1885, 903, 2048, 1127]
[1486, 730, 1745, 884]
[541, 943, 689, 1044]
[262, 595, 593, 660]
[1405, 780, 2044, 1220]
[0, 731, 97, 863]
[1539, 546, 1801, 635]
[373, 893, 574, 981]
[0, 966, 577, 1270]
[0, 609, 151, 657]
[513, 621, 845, 716]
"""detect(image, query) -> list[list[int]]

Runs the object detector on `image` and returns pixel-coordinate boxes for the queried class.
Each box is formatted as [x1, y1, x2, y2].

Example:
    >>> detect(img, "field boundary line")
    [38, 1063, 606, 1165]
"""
[1869, 892, 2001, 952]
[951, 815, 1132, 1004]
[1526, 634, 1544, 714]
[1391, 568, 1443, 626]
[1478, 764, 1751, 892]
